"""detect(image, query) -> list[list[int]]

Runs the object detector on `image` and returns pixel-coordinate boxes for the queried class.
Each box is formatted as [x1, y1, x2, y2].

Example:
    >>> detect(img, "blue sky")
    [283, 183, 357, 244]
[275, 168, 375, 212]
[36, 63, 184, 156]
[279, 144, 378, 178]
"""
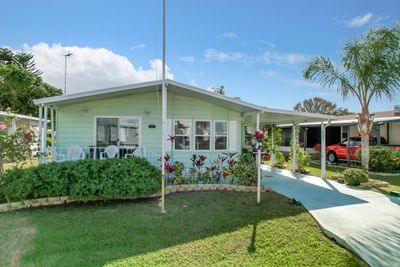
[1, 0, 399, 112]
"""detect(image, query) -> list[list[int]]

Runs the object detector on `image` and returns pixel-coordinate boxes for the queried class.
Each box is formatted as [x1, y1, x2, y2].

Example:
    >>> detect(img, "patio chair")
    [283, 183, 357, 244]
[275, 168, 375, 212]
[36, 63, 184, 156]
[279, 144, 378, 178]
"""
[124, 147, 139, 158]
[100, 145, 119, 159]
[51, 147, 66, 163]
[67, 146, 85, 161]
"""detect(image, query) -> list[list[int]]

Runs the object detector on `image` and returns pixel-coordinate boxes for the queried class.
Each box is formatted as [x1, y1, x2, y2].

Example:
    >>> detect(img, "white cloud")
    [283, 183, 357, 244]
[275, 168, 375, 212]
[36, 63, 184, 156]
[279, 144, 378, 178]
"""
[204, 48, 246, 63]
[257, 40, 275, 49]
[130, 43, 146, 50]
[22, 43, 173, 94]
[218, 32, 239, 39]
[178, 56, 195, 63]
[203, 48, 308, 66]
[262, 51, 308, 66]
[288, 79, 321, 88]
[259, 69, 279, 78]
[345, 13, 374, 27]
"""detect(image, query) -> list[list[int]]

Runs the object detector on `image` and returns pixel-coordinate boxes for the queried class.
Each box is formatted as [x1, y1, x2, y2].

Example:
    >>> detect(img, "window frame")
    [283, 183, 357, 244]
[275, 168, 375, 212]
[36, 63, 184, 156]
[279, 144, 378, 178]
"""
[173, 119, 192, 151]
[194, 119, 212, 151]
[93, 115, 141, 148]
[214, 120, 228, 151]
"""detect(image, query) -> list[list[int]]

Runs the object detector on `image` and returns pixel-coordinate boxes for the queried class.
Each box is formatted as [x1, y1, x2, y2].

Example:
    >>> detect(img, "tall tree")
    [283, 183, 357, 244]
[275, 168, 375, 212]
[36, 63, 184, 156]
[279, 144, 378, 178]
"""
[293, 97, 352, 116]
[0, 48, 62, 116]
[303, 22, 400, 171]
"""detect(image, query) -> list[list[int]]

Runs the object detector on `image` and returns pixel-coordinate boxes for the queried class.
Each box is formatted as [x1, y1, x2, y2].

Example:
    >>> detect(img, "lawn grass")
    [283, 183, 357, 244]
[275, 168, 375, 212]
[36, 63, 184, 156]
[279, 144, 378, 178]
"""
[0, 191, 366, 267]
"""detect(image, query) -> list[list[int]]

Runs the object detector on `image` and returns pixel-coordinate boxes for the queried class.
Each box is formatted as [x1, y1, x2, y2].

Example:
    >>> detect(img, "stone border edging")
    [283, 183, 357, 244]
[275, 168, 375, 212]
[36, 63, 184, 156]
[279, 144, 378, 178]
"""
[0, 184, 272, 213]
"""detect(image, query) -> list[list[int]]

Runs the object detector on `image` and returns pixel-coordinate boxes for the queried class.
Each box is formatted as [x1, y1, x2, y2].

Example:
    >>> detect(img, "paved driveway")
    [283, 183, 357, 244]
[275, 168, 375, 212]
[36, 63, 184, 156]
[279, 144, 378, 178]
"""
[262, 165, 400, 267]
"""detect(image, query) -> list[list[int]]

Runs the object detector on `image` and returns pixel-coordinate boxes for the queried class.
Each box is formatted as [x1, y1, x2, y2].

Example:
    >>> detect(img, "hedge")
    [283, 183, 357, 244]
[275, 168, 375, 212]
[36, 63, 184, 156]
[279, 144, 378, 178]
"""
[368, 147, 400, 172]
[0, 157, 161, 203]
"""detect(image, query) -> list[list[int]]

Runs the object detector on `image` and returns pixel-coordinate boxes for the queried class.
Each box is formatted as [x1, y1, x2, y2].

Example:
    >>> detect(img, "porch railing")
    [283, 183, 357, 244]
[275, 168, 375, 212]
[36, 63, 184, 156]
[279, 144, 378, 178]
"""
[49, 145, 161, 168]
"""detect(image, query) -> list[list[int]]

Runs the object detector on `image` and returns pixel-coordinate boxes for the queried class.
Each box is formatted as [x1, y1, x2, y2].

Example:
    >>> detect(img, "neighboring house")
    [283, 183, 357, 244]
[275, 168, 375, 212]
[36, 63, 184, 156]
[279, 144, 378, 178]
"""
[0, 111, 39, 133]
[33, 80, 333, 167]
[279, 106, 400, 158]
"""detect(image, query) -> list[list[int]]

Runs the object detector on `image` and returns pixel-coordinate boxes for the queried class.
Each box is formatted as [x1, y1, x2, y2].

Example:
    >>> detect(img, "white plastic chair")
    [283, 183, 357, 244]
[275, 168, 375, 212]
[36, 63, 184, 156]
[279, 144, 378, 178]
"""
[67, 146, 85, 161]
[51, 147, 66, 163]
[100, 145, 119, 159]
[124, 147, 140, 158]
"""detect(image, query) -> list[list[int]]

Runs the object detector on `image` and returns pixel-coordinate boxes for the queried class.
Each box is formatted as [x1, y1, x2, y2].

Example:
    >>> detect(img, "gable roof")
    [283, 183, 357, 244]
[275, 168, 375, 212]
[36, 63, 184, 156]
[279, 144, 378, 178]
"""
[33, 79, 335, 124]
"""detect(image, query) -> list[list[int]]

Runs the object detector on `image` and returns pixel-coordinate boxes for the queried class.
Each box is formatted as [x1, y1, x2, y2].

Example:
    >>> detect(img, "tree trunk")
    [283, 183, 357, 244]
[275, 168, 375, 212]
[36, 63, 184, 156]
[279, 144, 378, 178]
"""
[358, 108, 373, 173]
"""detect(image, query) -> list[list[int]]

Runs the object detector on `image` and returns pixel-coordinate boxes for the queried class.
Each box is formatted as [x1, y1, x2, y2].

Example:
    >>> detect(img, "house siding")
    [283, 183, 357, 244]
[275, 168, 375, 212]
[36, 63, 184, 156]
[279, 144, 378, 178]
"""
[56, 91, 242, 167]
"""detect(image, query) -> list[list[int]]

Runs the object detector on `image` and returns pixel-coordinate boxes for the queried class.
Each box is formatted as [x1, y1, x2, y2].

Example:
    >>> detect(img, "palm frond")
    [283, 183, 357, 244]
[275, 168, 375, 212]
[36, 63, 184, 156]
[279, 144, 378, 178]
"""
[303, 56, 358, 100]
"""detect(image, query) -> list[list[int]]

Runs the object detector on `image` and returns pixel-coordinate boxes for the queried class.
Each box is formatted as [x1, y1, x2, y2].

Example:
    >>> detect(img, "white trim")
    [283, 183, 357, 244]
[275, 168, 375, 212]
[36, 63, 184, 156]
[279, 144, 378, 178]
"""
[33, 79, 335, 122]
[0, 111, 40, 122]
[194, 119, 212, 151]
[173, 119, 191, 151]
[214, 120, 228, 151]
[93, 115, 142, 149]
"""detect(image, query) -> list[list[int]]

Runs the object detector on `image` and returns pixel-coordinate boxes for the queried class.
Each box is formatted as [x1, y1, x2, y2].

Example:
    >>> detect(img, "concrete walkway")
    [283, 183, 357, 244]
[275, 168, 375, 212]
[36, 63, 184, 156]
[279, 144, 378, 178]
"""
[262, 165, 400, 267]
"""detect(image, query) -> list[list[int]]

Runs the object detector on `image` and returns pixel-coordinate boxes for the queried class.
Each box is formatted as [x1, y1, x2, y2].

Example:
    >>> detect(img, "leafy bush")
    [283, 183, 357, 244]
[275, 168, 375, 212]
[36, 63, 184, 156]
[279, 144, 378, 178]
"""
[343, 168, 368, 186]
[0, 157, 161, 203]
[232, 154, 257, 186]
[289, 125, 311, 173]
[368, 147, 400, 172]
[273, 151, 285, 169]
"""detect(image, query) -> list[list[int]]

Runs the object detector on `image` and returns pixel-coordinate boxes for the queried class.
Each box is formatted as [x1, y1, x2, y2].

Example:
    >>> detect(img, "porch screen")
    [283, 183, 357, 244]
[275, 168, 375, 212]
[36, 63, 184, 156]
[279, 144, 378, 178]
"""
[96, 117, 140, 147]
[174, 120, 191, 150]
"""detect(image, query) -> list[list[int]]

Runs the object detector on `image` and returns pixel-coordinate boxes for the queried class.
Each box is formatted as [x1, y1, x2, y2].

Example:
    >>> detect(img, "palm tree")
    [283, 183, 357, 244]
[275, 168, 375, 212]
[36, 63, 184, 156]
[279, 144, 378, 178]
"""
[303, 23, 400, 171]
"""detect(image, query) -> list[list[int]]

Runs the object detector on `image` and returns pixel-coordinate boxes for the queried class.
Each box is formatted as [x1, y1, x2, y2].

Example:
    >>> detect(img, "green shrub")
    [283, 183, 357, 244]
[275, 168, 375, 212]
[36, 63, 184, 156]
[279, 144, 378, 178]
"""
[232, 154, 257, 186]
[297, 149, 311, 173]
[343, 168, 368, 186]
[174, 161, 184, 179]
[368, 147, 400, 172]
[198, 170, 212, 184]
[272, 151, 285, 169]
[0, 157, 161, 203]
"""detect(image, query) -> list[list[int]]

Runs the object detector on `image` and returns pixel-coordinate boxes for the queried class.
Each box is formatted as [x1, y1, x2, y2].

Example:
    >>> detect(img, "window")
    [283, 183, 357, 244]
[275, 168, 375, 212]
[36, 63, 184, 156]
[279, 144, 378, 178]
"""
[96, 117, 140, 147]
[195, 121, 211, 150]
[215, 121, 228, 150]
[174, 120, 191, 150]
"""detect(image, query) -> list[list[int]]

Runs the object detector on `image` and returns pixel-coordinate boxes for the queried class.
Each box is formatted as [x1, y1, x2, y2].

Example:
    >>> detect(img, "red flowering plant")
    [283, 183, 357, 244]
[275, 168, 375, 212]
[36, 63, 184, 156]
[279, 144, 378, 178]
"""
[0, 111, 36, 174]
[254, 130, 265, 143]
[223, 152, 238, 184]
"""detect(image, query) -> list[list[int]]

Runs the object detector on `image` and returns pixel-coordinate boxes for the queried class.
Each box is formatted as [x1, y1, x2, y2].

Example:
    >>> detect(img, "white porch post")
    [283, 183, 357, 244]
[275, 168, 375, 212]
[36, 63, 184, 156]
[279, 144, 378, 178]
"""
[291, 124, 297, 171]
[321, 122, 326, 179]
[160, 0, 166, 213]
[38, 105, 43, 164]
[42, 107, 48, 164]
[256, 112, 261, 203]
[50, 108, 55, 148]
[270, 124, 276, 166]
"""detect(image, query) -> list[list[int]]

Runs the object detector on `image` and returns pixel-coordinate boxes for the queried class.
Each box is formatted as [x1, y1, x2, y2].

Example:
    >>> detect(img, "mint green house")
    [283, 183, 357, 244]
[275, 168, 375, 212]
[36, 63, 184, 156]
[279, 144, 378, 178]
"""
[34, 80, 332, 168]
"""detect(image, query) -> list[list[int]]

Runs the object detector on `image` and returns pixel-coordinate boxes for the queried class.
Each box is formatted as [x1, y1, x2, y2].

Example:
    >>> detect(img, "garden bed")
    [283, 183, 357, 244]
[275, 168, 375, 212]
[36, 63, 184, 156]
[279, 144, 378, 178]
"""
[0, 184, 272, 213]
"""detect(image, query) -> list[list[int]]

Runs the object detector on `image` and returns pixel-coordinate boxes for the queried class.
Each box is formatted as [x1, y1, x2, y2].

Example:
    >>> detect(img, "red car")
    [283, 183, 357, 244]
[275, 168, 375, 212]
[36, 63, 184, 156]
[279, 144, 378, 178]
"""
[326, 136, 400, 163]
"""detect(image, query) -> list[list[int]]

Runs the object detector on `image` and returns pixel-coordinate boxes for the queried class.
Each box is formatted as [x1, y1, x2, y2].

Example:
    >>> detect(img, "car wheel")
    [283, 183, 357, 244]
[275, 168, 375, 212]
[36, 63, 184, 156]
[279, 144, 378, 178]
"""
[327, 151, 337, 163]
